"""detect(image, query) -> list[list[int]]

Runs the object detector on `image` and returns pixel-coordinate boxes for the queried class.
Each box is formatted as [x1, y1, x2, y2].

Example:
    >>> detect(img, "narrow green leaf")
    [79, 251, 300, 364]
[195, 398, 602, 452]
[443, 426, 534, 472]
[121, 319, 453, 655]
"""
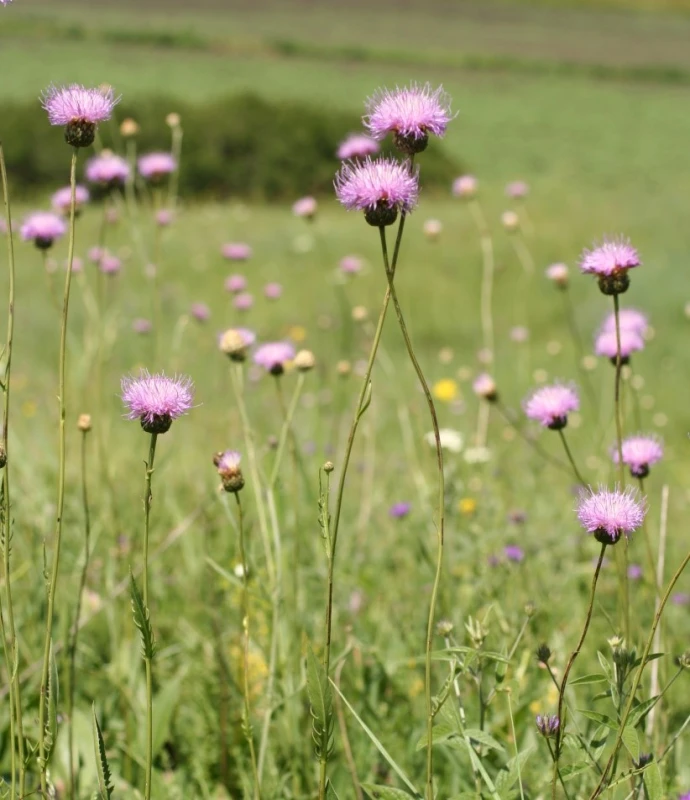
[627, 695, 660, 729]
[631, 652, 664, 669]
[560, 762, 590, 781]
[306, 642, 334, 760]
[415, 720, 457, 751]
[463, 740, 502, 800]
[643, 759, 663, 800]
[464, 728, 505, 754]
[152, 671, 186, 758]
[569, 673, 608, 686]
[361, 786, 414, 799]
[577, 710, 617, 729]
[620, 725, 639, 761]
[130, 570, 155, 660]
[92, 704, 114, 799]
[494, 746, 534, 794]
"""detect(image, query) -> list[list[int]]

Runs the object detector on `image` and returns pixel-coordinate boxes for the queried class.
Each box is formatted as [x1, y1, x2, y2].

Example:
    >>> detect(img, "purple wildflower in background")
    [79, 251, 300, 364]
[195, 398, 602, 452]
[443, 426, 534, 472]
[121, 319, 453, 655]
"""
[254, 342, 296, 375]
[580, 237, 641, 295]
[137, 152, 177, 181]
[506, 181, 529, 198]
[233, 292, 253, 311]
[67, 257, 83, 273]
[337, 133, 380, 160]
[88, 246, 104, 263]
[334, 156, 419, 227]
[293, 196, 317, 219]
[389, 502, 411, 519]
[1, 1, 13, 6]
[132, 318, 153, 335]
[524, 383, 579, 430]
[156, 209, 174, 227]
[473, 373, 498, 402]
[85, 152, 130, 186]
[595, 328, 644, 364]
[364, 82, 454, 154]
[546, 263, 569, 288]
[340, 255, 363, 274]
[536, 715, 560, 737]
[504, 545, 524, 563]
[41, 83, 119, 147]
[190, 302, 210, 322]
[601, 308, 649, 337]
[222, 242, 252, 261]
[452, 174, 477, 199]
[577, 486, 646, 544]
[51, 185, 90, 215]
[612, 434, 663, 479]
[121, 370, 194, 434]
[99, 254, 122, 275]
[672, 593, 690, 606]
[21, 212, 67, 250]
[264, 282, 282, 300]
[628, 564, 643, 580]
[224, 274, 247, 293]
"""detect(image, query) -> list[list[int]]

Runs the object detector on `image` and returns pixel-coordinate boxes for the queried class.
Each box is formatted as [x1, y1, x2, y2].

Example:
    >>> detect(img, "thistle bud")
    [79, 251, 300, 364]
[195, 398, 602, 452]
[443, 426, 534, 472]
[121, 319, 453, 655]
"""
[220, 329, 248, 362]
[536, 644, 551, 665]
[77, 413, 92, 432]
[323, 461, 334, 474]
[120, 118, 140, 137]
[294, 349, 316, 372]
[214, 450, 244, 493]
[535, 714, 560, 738]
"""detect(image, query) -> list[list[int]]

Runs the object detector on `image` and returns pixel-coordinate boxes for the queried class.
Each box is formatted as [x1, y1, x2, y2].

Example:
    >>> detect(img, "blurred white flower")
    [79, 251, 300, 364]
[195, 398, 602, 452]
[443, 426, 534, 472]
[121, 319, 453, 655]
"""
[464, 446, 492, 464]
[425, 428, 464, 453]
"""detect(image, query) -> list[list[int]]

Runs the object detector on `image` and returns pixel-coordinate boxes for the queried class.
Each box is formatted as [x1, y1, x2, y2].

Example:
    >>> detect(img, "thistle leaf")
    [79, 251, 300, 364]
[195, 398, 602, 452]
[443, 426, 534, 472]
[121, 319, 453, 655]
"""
[130, 570, 155, 660]
[92, 704, 114, 799]
[306, 642, 334, 761]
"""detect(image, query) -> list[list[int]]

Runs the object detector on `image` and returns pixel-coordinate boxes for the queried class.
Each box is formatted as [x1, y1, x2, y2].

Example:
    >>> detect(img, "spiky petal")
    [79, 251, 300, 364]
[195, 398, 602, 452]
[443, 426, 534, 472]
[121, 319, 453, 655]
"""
[577, 486, 646, 544]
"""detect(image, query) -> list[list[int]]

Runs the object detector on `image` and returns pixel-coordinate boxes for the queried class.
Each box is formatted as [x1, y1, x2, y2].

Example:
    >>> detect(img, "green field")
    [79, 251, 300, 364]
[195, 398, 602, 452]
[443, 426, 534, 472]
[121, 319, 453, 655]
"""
[1, 1, 690, 798]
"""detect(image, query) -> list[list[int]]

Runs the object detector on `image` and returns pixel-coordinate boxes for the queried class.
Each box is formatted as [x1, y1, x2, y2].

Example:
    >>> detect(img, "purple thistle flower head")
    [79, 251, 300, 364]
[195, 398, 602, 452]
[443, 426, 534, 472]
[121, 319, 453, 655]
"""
[628, 564, 643, 580]
[473, 373, 498, 402]
[336, 133, 380, 160]
[253, 342, 295, 376]
[41, 83, 119, 147]
[535, 715, 560, 738]
[132, 318, 153, 335]
[214, 449, 244, 493]
[88, 246, 104, 263]
[224, 274, 247, 294]
[672, 593, 690, 607]
[340, 255, 363, 274]
[21, 212, 67, 250]
[334, 156, 419, 227]
[156, 209, 174, 227]
[506, 180, 529, 198]
[601, 308, 648, 337]
[577, 485, 646, 544]
[293, 196, 317, 219]
[452, 174, 478, 199]
[222, 242, 252, 261]
[137, 152, 177, 182]
[546, 263, 569, 288]
[121, 370, 194, 434]
[594, 328, 644, 364]
[190, 302, 210, 322]
[580, 237, 641, 295]
[233, 291, 254, 311]
[504, 545, 524, 563]
[612, 434, 663, 479]
[264, 282, 282, 300]
[99, 253, 122, 276]
[523, 382, 579, 430]
[85, 152, 130, 186]
[364, 82, 454, 154]
[389, 502, 411, 519]
[51, 185, 90, 215]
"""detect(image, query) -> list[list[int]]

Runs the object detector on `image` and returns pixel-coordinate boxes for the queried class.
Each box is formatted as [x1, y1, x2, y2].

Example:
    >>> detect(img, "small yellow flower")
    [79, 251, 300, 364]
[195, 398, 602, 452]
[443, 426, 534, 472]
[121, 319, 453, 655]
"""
[288, 325, 307, 343]
[408, 677, 425, 699]
[458, 497, 477, 515]
[433, 378, 458, 403]
[529, 699, 542, 714]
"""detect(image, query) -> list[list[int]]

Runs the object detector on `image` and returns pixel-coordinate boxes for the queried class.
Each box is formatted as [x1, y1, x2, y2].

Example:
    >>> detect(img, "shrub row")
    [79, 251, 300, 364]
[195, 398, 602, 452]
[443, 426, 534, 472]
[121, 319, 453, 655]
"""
[1, 93, 460, 201]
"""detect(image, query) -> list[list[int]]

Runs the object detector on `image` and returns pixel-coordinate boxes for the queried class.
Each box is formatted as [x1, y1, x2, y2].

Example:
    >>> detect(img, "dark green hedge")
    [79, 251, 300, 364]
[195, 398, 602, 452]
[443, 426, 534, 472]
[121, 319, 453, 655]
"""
[1, 93, 459, 200]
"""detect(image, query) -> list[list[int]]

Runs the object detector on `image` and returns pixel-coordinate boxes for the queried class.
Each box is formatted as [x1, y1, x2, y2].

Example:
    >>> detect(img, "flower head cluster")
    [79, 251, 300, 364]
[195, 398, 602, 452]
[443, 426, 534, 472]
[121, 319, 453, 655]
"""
[594, 328, 644, 364]
[51, 185, 90, 215]
[121, 370, 194, 434]
[264, 282, 282, 300]
[612, 434, 663, 478]
[523, 382, 579, 430]
[389, 502, 411, 519]
[334, 156, 419, 227]
[213, 450, 244, 493]
[21, 212, 67, 250]
[41, 83, 119, 147]
[364, 82, 454, 154]
[222, 242, 252, 261]
[504, 545, 524, 563]
[253, 342, 295, 375]
[137, 152, 177, 182]
[86, 152, 130, 186]
[577, 486, 646, 544]
[580, 237, 641, 295]
[336, 133, 380, 160]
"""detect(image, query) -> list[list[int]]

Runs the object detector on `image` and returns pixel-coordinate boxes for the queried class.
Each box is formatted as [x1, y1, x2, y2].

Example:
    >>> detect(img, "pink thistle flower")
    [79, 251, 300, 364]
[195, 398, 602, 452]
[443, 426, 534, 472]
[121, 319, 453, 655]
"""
[264, 282, 282, 300]
[85, 152, 130, 186]
[121, 370, 194, 434]
[336, 133, 380, 160]
[546, 263, 569, 288]
[579, 237, 641, 295]
[340, 255, 363, 274]
[233, 292, 253, 311]
[51, 185, 90, 215]
[577, 485, 646, 544]
[224, 274, 247, 294]
[222, 242, 252, 261]
[66, 257, 83, 273]
[594, 328, 644, 363]
[21, 212, 67, 250]
[504, 545, 524, 563]
[523, 382, 579, 430]
[628, 564, 643, 580]
[99, 253, 122, 275]
[510, 325, 529, 343]
[334, 156, 419, 227]
[190, 302, 210, 322]
[452, 175, 477, 199]
[254, 342, 296, 375]
[506, 181, 529, 198]
[156, 209, 174, 227]
[601, 308, 648, 337]
[473, 373, 498, 401]
[293, 196, 317, 219]
[137, 152, 177, 181]
[364, 82, 454, 154]
[612, 434, 663, 478]
[41, 83, 119, 147]
[214, 449, 244, 493]
[88, 246, 104, 263]
[132, 318, 153, 335]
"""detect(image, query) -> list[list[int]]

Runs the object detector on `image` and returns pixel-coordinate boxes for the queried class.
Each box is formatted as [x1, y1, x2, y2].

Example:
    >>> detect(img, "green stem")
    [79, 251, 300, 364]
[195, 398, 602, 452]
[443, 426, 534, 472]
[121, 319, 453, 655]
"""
[319, 466, 333, 800]
[468, 198, 495, 362]
[378, 225, 445, 800]
[143, 431, 158, 800]
[145, 656, 153, 800]
[269, 373, 305, 489]
[552, 543, 607, 800]
[589, 544, 690, 799]
[557, 428, 586, 486]
[68, 428, 92, 799]
[1, 140, 25, 800]
[38, 147, 79, 794]
[236, 492, 261, 799]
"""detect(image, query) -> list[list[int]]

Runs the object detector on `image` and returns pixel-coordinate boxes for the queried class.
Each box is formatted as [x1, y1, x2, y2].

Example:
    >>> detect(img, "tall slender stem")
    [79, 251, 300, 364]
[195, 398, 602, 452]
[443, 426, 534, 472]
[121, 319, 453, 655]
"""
[68, 426, 92, 799]
[318, 466, 334, 800]
[1, 140, 26, 799]
[143, 432, 158, 606]
[378, 225, 445, 800]
[39, 147, 79, 793]
[556, 428, 586, 486]
[552, 543, 607, 799]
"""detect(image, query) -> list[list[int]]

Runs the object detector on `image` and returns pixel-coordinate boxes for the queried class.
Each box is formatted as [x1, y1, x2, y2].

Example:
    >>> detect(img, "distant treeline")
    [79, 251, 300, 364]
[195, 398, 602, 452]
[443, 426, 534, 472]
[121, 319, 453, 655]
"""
[1, 94, 459, 200]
